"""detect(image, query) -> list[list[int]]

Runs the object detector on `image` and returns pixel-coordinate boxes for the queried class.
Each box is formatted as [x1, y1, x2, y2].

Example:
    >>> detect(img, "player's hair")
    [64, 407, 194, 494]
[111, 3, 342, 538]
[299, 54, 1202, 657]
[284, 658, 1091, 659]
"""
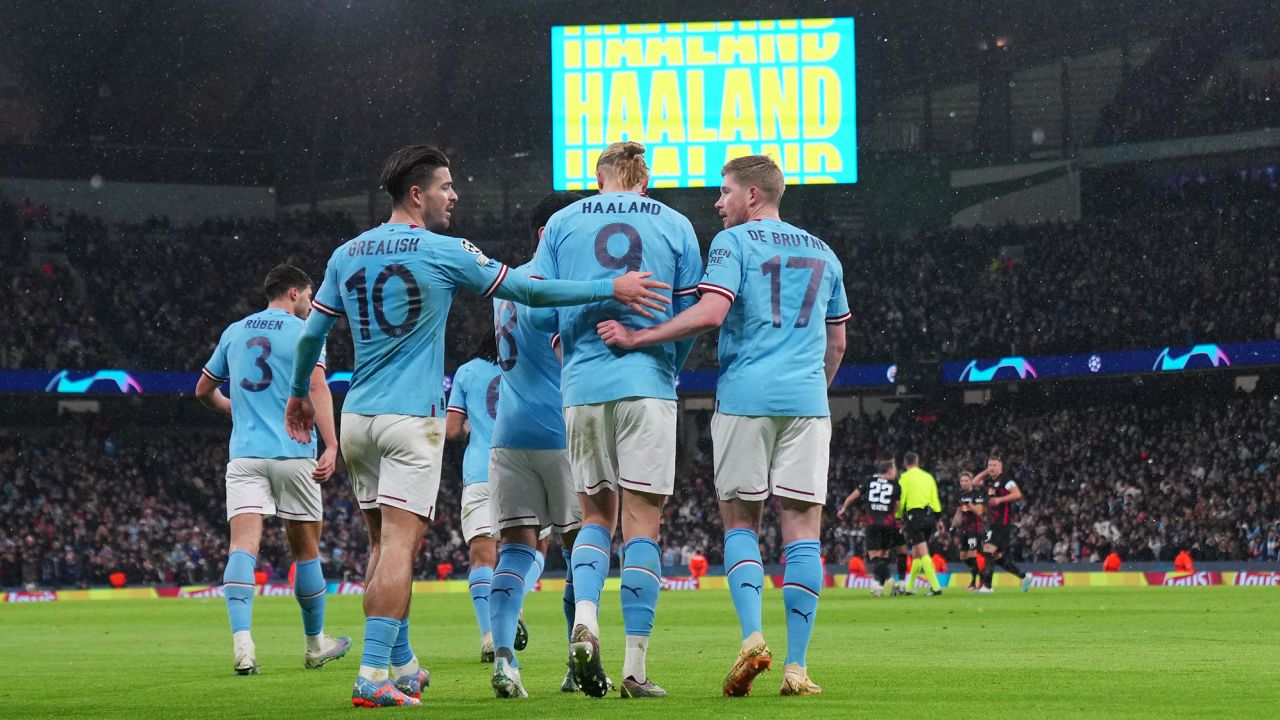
[875, 458, 895, 475]
[904, 451, 920, 466]
[596, 141, 649, 189]
[530, 190, 584, 241]
[722, 154, 785, 204]
[470, 329, 498, 365]
[988, 451, 1004, 462]
[959, 470, 974, 480]
[262, 264, 313, 301]
[497, 191, 584, 267]
[380, 145, 450, 204]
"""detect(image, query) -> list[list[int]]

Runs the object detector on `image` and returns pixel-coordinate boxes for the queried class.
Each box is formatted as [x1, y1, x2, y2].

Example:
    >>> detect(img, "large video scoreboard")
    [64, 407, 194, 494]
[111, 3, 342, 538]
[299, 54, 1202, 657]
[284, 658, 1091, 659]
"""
[552, 18, 857, 190]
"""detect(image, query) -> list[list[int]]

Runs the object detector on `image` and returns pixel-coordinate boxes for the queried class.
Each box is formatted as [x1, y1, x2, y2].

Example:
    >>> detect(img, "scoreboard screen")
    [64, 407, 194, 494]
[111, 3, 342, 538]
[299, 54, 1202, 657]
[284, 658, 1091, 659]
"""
[551, 18, 857, 190]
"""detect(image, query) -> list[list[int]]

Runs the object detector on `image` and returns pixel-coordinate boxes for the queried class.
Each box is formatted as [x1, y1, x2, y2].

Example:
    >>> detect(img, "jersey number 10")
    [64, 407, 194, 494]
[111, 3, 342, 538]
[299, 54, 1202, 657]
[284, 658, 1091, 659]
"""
[344, 264, 423, 340]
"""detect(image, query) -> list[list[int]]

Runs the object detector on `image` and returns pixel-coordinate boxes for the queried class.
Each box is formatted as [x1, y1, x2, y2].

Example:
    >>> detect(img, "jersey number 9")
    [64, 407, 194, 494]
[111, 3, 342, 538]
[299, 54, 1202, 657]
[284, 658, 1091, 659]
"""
[594, 223, 643, 272]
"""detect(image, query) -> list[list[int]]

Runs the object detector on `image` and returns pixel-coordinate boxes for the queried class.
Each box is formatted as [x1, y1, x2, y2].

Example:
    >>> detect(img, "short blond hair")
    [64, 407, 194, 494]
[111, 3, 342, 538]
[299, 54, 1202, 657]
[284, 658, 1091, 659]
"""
[596, 141, 649, 189]
[722, 155, 785, 204]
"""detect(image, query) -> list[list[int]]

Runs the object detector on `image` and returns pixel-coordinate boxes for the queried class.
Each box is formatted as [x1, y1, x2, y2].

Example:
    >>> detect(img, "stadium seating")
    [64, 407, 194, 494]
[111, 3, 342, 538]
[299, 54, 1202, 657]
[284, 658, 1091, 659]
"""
[3, 389, 1276, 590]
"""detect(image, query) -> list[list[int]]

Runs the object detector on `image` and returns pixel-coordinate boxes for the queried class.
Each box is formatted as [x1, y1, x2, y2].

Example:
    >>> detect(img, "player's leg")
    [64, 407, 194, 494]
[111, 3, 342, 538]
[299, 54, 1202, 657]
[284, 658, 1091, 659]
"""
[461, 481, 497, 660]
[506, 529, 548, 658]
[556, 527, 580, 692]
[980, 531, 998, 592]
[778, 498, 824, 696]
[539, 447, 584, 692]
[223, 459, 271, 675]
[469, 535, 497, 659]
[226, 512, 264, 674]
[348, 414, 440, 708]
[564, 403, 620, 698]
[614, 398, 677, 699]
[618, 487, 664, 696]
[869, 549, 892, 592]
[712, 413, 774, 696]
[773, 416, 830, 696]
[990, 526, 1030, 590]
[275, 458, 351, 667]
[894, 542, 911, 595]
[490, 524, 538, 698]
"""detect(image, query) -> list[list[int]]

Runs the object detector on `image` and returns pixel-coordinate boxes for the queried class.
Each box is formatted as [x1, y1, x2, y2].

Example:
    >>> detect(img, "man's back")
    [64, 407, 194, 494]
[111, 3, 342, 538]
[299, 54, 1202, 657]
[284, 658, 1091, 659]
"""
[204, 308, 319, 459]
[311, 223, 507, 417]
[492, 264, 566, 450]
[447, 358, 502, 486]
[700, 218, 850, 417]
[535, 193, 702, 405]
[898, 467, 940, 513]
[862, 475, 901, 527]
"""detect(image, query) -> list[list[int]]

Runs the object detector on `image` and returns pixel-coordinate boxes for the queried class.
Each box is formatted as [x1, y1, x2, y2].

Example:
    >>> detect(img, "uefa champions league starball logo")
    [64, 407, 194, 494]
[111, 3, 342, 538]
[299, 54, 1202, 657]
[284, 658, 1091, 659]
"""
[1088, 355, 1102, 373]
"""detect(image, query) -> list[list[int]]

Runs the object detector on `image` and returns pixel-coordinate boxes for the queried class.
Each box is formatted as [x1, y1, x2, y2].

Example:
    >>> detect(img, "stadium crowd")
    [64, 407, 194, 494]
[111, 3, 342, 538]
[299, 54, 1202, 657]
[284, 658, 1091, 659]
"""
[3, 390, 1276, 590]
[4, 179, 1279, 374]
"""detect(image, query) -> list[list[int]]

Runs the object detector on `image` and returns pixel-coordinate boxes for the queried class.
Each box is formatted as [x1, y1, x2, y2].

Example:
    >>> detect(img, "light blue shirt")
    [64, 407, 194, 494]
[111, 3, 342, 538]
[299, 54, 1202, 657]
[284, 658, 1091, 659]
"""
[446, 358, 501, 486]
[302, 223, 614, 417]
[533, 193, 703, 406]
[203, 308, 325, 459]
[699, 218, 850, 417]
[491, 263, 567, 450]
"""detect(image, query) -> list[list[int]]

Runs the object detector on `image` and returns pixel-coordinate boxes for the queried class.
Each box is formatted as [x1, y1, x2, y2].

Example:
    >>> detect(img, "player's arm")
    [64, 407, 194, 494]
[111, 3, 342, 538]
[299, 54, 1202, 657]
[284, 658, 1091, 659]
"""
[194, 374, 231, 416]
[824, 321, 847, 387]
[445, 410, 469, 441]
[286, 310, 337, 442]
[823, 263, 851, 386]
[196, 332, 232, 415]
[950, 505, 965, 531]
[309, 365, 338, 482]
[598, 292, 731, 350]
[837, 488, 862, 520]
[991, 481, 1023, 506]
[669, 220, 706, 369]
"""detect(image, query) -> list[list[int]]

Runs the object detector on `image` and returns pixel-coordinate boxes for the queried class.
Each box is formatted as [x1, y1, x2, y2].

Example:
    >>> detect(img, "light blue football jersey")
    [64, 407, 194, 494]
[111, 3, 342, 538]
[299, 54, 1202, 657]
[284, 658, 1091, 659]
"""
[311, 224, 511, 417]
[533, 192, 702, 406]
[203, 308, 326, 459]
[446, 358, 501, 486]
[491, 263, 566, 450]
[306, 224, 614, 417]
[698, 218, 851, 417]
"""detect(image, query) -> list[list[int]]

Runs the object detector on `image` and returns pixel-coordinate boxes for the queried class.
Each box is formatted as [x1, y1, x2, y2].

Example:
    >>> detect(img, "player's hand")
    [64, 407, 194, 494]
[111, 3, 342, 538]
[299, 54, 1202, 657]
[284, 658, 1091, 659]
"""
[313, 446, 337, 483]
[612, 271, 670, 319]
[285, 396, 315, 443]
[597, 319, 638, 350]
[837, 507, 847, 520]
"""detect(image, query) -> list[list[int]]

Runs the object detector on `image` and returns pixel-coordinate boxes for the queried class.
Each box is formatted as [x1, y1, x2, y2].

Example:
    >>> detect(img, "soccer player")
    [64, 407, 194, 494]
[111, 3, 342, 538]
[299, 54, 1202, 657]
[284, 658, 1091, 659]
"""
[444, 333, 504, 662]
[973, 454, 1033, 593]
[598, 154, 850, 697]
[951, 471, 985, 589]
[195, 264, 351, 675]
[896, 452, 945, 596]
[530, 141, 703, 699]
[283, 145, 671, 708]
[836, 455, 901, 597]
[486, 191, 587, 699]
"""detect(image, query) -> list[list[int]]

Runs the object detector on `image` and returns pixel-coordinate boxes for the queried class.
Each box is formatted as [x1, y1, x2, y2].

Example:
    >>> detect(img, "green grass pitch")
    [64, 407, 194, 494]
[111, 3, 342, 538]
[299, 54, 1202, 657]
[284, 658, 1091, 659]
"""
[2, 587, 1277, 718]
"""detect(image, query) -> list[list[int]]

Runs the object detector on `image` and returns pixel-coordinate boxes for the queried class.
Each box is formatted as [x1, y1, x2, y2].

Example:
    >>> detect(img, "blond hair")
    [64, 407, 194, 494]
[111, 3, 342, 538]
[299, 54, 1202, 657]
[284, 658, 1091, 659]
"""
[722, 155, 785, 204]
[596, 141, 649, 189]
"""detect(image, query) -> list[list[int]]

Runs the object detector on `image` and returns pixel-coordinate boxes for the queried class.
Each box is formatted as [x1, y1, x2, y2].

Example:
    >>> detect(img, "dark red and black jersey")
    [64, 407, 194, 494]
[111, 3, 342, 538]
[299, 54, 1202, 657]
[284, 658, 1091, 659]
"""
[862, 475, 901, 527]
[986, 477, 1019, 527]
[957, 490, 985, 532]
